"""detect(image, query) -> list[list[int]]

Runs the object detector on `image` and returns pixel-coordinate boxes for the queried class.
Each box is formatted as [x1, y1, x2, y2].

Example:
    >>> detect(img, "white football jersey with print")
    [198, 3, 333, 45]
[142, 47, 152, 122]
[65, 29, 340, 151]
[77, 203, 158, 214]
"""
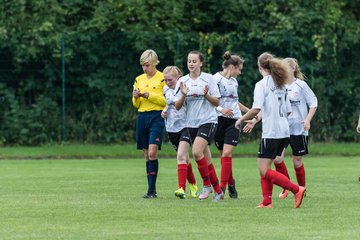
[252, 75, 291, 139]
[286, 79, 318, 136]
[175, 72, 220, 128]
[213, 72, 241, 119]
[163, 85, 186, 133]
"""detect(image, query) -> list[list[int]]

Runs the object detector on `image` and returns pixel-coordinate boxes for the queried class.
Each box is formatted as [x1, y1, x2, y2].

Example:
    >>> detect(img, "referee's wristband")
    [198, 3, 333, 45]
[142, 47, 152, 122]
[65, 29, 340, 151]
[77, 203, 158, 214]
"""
[216, 106, 224, 112]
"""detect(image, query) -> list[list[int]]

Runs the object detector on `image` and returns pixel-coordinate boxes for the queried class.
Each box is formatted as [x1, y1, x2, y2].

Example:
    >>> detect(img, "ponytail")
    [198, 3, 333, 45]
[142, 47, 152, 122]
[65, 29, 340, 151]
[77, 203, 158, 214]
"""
[258, 52, 290, 87]
[268, 59, 291, 87]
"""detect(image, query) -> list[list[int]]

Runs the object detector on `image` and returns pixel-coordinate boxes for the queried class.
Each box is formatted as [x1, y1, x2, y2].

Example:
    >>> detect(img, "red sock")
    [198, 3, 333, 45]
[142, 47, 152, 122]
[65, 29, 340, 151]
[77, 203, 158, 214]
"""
[187, 163, 196, 185]
[260, 176, 273, 205]
[220, 156, 232, 189]
[220, 157, 235, 185]
[208, 163, 222, 194]
[274, 161, 290, 179]
[195, 156, 211, 186]
[177, 164, 187, 190]
[295, 164, 306, 187]
[265, 169, 299, 194]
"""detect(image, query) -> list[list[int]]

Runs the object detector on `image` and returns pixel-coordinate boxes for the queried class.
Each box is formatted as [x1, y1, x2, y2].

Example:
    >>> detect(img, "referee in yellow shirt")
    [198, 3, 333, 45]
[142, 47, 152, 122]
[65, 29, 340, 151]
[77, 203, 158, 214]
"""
[132, 49, 166, 198]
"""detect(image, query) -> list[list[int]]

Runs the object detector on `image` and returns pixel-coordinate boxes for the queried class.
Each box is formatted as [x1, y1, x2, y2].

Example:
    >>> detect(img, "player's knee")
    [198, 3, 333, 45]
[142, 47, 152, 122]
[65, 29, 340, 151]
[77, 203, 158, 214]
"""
[148, 150, 158, 160]
[221, 150, 232, 157]
[274, 156, 283, 164]
[176, 151, 187, 163]
[292, 156, 303, 168]
[192, 150, 203, 160]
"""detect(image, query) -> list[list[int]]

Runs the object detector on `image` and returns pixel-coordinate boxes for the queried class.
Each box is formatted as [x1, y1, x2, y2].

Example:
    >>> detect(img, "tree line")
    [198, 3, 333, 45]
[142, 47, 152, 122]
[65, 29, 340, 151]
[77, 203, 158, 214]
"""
[0, 0, 359, 145]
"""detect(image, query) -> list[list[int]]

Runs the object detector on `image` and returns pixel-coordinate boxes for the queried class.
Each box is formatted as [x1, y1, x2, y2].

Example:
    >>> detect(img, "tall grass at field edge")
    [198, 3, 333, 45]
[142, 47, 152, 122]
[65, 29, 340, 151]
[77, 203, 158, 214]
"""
[0, 142, 359, 159]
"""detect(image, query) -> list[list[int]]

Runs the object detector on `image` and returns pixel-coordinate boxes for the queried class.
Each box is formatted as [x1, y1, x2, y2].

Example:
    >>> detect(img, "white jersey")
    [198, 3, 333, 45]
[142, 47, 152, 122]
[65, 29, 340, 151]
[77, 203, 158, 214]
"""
[286, 79, 318, 136]
[163, 85, 186, 133]
[175, 72, 220, 128]
[213, 72, 241, 119]
[252, 75, 291, 139]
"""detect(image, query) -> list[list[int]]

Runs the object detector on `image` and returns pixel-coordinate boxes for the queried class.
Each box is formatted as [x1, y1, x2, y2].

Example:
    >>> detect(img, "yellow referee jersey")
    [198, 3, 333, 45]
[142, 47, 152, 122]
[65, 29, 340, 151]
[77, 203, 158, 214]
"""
[132, 70, 166, 112]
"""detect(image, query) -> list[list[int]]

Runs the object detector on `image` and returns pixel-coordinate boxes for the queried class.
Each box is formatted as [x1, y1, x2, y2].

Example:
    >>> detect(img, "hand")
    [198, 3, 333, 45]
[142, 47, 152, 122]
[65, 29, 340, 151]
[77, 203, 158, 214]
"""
[161, 111, 167, 118]
[235, 118, 242, 129]
[141, 92, 149, 99]
[132, 88, 141, 99]
[242, 119, 256, 133]
[161, 106, 168, 118]
[221, 108, 233, 118]
[357, 123, 360, 133]
[203, 85, 209, 96]
[179, 82, 188, 95]
[302, 119, 311, 131]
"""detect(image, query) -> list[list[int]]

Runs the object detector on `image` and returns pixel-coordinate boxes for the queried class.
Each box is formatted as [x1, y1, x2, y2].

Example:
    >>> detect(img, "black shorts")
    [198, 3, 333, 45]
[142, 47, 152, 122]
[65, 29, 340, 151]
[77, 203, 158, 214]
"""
[214, 116, 240, 150]
[288, 135, 309, 156]
[258, 138, 289, 159]
[167, 129, 185, 151]
[180, 123, 217, 145]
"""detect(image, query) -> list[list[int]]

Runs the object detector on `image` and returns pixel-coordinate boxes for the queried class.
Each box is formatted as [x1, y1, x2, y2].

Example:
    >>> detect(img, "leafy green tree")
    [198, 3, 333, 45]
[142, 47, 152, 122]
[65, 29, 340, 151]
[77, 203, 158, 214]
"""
[0, 0, 359, 144]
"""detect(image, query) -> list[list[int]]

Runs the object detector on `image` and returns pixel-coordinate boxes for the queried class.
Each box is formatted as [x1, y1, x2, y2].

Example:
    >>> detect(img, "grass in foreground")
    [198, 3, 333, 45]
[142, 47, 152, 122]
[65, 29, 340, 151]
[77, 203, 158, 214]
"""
[0, 156, 359, 239]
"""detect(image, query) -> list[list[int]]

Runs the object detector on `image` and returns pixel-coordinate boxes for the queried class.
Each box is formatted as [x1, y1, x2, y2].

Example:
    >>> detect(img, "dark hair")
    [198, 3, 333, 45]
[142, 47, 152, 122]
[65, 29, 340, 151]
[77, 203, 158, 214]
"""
[188, 50, 204, 62]
[258, 52, 290, 87]
[222, 51, 245, 69]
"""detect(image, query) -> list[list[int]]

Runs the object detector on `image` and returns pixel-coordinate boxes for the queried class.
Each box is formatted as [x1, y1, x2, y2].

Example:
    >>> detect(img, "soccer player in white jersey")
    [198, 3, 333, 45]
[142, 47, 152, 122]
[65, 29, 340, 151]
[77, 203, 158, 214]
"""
[161, 66, 200, 199]
[273, 58, 318, 199]
[175, 51, 224, 201]
[235, 52, 306, 208]
[213, 51, 250, 199]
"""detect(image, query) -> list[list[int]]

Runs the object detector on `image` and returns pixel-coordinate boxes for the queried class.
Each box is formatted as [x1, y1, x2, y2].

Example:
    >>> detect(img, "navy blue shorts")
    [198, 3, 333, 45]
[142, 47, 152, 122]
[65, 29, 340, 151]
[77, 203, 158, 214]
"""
[136, 111, 165, 150]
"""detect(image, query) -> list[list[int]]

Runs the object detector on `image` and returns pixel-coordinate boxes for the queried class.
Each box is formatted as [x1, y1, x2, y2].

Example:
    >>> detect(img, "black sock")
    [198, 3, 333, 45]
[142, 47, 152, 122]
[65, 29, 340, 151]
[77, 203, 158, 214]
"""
[148, 159, 158, 193]
[146, 161, 150, 192]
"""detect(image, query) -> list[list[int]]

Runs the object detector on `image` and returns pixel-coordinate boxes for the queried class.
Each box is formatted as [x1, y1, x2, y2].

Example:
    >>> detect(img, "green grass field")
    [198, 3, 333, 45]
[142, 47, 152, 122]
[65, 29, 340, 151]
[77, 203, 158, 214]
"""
[0, 145, 359, 239]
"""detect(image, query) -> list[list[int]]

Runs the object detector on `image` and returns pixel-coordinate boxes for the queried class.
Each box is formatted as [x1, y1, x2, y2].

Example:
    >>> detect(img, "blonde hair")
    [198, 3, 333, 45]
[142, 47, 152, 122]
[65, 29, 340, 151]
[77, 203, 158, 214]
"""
[163, 66, 183, 78]
[140, 49, 160, 65]
[284, 57, 305, 80]
[258, 52, 291, 87]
